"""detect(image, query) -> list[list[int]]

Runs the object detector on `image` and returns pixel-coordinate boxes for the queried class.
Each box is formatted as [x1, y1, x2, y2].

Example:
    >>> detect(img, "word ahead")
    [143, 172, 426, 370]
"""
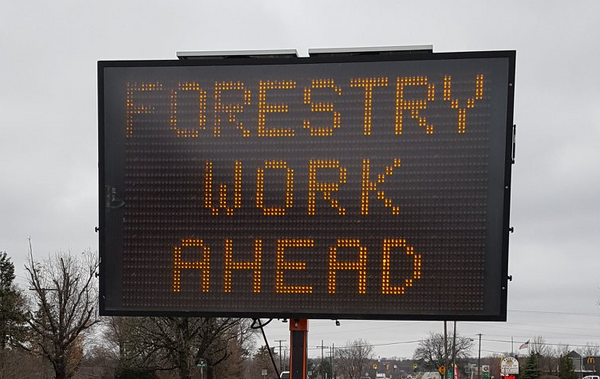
[172, 238, 421, 295]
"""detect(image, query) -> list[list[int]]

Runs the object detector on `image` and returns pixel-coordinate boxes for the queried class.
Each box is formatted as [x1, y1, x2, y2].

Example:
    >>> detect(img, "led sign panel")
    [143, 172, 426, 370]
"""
[99, 50, 515, 320]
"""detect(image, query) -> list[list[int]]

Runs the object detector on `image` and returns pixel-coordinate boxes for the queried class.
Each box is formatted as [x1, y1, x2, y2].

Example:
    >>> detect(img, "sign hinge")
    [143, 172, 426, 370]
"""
[511, 124, 517, 164]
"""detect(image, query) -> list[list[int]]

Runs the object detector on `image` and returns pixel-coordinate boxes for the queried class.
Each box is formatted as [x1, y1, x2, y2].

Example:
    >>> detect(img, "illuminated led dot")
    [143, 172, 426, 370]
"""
[173, 239, 210, 293]
[350, 77, 388, 136]
[125, 82, 163, 137]
[328, 239, 367, 294]
[205, 161, 242, 216]
[443, 74, 485, 133]
[361, 159, 401, 216]
[224, 239, 262, 293]
[303, 79, 342, 136]
[258, 81, 296, 137]
[275, 239, 313, 294]
[308, 160, 347, 216]
[256, 161, 294, 216]
[381, 239, 422, 295]
[167, 82, 206, 138]
[214, 81, 252, 137]
[395, 76, 435, 135]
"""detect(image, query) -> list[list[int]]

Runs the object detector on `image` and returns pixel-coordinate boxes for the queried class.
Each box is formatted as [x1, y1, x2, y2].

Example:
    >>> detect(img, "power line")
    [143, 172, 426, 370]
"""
[482, 337, 600, 348]
[302, 339, 424, 355]
[462, 321, 600, 338]
[509, 309, 599, 317]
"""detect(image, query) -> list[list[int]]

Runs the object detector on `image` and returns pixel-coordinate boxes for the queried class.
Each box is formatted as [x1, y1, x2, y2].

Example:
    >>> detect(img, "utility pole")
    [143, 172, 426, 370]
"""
[477, 334, 482, 379]
[317, 340, 326, 379]
[276, 339, 286, 372]
[444, 321, 448, 379]
[331, 343, 335, 379]
[452, 321, 457, 379]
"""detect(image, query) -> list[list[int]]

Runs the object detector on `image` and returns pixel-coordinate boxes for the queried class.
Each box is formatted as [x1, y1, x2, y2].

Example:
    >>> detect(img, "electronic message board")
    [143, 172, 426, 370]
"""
[99, 50, 515, 320]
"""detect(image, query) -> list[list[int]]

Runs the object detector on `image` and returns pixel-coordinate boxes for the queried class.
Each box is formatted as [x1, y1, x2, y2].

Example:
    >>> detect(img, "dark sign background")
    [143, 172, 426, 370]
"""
[99, 51, 515, 320]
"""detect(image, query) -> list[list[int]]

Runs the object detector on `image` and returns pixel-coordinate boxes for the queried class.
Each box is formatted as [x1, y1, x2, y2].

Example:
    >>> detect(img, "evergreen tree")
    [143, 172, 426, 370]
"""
[0, 251, 28, 350]
[251, 345, 279, 379]
[558, 355, 577, 379]
[521, 353, 542, 379]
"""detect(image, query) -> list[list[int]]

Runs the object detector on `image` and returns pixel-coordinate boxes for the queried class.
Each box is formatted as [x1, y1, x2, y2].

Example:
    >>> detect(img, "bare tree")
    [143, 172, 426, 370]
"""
[412, 332, 473, 370]
[23, 246, 100, 379]
[104, 316, 159, 372]
[581, 343, 600, 357]
[336, 339, 374, 379]
[529, 336, 560, 375]
[106, 316, 254, 379]
[555, 344, 571, 358]
[530, 336, 550, 357]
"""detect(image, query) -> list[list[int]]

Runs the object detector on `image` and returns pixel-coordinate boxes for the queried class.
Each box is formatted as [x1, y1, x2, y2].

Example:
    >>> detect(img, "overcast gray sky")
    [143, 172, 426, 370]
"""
[1, 0, 599, 360]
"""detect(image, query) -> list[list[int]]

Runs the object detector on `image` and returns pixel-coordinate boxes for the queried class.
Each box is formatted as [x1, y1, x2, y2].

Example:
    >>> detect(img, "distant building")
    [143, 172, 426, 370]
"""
[583, 356, 600, 377]
[567, 351, 597, 379]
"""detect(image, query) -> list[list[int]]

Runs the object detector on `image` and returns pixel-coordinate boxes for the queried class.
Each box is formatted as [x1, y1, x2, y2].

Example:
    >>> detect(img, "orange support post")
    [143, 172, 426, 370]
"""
[289, 319, 309, 379]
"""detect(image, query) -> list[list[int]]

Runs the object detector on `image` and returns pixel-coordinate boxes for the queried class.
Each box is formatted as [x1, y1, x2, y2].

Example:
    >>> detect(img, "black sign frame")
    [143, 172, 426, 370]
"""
[98, 49, 516, 320]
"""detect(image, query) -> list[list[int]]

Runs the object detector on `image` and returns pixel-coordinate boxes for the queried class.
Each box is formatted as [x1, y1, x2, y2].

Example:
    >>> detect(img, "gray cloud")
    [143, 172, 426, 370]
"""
[1, 0, 599, 359]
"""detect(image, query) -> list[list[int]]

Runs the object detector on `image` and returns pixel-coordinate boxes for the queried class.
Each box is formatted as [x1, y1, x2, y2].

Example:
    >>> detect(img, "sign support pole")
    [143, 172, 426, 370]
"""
[289, 319, 308, 379]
